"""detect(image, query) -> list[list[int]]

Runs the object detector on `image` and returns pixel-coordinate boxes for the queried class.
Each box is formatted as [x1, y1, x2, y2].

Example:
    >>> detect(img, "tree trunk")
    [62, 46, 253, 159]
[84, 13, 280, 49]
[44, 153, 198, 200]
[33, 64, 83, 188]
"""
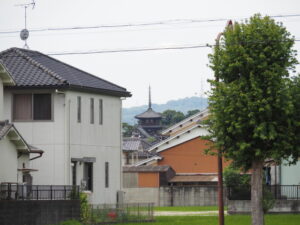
[251, 160, 264, 225]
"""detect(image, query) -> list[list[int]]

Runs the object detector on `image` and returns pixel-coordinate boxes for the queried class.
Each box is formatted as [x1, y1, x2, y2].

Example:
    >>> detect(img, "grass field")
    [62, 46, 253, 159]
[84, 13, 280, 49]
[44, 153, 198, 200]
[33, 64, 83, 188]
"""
[114, 214, 300, 225]
[154, 205, 224, 211]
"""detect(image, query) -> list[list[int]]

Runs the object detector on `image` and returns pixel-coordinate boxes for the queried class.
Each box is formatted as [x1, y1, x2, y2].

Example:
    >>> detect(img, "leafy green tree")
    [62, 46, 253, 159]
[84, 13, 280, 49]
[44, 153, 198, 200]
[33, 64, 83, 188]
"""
[208, 14, 299, 225]
[122, 122, 134, 137]
[185, 109, 200, 118]
[161, 110, 185, 126]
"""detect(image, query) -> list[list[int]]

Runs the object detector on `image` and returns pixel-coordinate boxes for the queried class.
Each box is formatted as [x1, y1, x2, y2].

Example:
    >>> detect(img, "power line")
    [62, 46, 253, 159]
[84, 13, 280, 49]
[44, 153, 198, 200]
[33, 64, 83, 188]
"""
[2, 39, 299, 57]
[1, 13, 300, 35]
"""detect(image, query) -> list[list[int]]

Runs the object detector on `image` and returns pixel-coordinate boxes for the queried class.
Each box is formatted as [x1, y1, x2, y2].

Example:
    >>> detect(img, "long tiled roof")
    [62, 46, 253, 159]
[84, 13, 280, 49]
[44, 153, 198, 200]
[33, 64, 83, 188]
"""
[0, 48, 131, 97]
[123, 165, 171, 172]
[135, 108, 162, 119]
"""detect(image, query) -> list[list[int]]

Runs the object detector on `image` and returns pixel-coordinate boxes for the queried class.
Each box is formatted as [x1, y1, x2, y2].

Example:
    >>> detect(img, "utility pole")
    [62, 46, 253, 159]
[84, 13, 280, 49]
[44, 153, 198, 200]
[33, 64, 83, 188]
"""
[215, 20, 233, 225]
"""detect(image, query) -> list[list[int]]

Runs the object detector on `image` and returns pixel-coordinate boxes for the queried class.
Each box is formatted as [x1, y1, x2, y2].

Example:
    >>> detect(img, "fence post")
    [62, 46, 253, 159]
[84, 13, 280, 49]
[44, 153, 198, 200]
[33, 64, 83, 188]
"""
[36, 186, 39, 200]
[64, 186, 67, 200]
[50, 185, 53, 200]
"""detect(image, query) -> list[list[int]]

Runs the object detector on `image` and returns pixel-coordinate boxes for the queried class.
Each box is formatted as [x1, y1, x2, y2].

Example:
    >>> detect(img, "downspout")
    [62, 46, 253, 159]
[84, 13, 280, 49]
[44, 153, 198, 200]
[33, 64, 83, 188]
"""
[68, 98, 71, 185]
[120, 98, 123, 192]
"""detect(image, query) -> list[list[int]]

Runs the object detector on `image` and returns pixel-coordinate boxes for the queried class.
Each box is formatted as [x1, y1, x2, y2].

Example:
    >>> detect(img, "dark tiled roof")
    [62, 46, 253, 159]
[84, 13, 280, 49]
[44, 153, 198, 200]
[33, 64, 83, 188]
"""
[0, 121, 13, 139]
[169, 174, 218, 183]
[0, 48, 131, 97]
[123, 165, 171, 172]
[123, 137, 152, 151]
[135, 108, 162, 119]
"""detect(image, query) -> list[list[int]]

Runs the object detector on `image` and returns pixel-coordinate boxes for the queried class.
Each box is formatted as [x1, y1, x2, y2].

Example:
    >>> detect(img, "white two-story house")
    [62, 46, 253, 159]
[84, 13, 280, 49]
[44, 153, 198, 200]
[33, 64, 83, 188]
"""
[0, 48, 131, 204]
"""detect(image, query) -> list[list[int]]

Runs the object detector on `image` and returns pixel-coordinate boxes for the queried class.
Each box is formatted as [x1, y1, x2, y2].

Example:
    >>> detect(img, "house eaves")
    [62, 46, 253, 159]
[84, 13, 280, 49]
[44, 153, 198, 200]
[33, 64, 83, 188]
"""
[133, 155, 163, 167]
[0, 60, 15, 86]
[0, 121, 30, 153]
[0, 47, 131, 97]
[148, 124, 209, 153]
[161, 108, 209, 136]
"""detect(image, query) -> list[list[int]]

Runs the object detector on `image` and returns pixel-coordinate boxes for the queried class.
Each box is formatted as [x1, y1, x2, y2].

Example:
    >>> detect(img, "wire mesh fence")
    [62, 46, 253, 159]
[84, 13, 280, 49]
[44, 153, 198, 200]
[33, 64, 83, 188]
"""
[89, 203, 154, 224]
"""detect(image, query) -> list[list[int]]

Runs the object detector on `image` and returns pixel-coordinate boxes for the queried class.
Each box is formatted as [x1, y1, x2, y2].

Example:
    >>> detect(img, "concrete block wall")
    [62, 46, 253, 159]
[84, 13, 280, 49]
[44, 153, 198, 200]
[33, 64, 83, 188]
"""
[228, 200, 300, 214]
[124, 186, 222, 206]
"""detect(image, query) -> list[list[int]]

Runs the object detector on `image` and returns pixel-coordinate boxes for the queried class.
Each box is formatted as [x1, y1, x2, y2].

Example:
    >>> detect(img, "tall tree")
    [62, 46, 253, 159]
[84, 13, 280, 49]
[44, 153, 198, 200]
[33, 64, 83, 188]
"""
[161, 110, 185, 126]
[208, 14, 299, 225]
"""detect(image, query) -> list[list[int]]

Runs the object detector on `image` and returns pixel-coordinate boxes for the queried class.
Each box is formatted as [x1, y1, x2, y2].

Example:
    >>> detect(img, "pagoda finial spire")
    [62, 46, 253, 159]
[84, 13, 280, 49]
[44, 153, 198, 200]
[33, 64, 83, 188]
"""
[148, 85, 152, 109]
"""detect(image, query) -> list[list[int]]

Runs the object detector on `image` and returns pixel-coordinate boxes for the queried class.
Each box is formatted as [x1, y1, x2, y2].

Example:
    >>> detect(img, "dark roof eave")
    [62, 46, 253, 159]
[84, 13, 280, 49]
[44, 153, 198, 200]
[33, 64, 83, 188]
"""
[5, 84, 132, 97]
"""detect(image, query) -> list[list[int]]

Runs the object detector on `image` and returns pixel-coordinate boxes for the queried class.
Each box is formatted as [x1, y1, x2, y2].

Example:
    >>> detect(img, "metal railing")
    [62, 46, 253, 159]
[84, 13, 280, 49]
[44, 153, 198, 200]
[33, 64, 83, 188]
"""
[0, 183, 80, 200]
[227, 185, 300, 200]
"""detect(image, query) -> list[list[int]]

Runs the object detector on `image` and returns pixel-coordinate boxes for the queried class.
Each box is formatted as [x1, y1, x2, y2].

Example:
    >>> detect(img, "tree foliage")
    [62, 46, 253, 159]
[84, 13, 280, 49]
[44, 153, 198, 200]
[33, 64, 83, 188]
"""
[122, 122, 135, 137]
[161, 110, 185, 126]
[208, 14, 300, 170]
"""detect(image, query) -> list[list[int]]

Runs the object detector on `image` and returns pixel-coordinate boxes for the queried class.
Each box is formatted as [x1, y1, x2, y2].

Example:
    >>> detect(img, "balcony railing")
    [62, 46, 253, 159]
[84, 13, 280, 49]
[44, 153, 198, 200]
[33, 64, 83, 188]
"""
[0, 183, 80, 200]
[228, 185, 300, 200]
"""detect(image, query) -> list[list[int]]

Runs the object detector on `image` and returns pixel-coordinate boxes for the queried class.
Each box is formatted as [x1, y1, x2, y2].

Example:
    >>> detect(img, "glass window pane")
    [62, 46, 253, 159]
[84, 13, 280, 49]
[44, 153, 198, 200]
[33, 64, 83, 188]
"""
[77, 96, 81, 123]
[13, 94, 32, 120]
[90, 98, 94, 124]
[33, 94, 52, 120]
[99, 99, 103, 125]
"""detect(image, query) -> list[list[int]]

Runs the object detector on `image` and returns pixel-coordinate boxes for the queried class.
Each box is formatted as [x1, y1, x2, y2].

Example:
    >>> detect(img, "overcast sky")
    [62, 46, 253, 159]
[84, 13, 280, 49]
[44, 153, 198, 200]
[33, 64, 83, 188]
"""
[1, 0, 300, 108]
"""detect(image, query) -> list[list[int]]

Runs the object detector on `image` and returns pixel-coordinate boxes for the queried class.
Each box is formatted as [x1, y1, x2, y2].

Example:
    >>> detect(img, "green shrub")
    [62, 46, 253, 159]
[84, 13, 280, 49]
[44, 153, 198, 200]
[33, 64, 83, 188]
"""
[57, 220, 82, 225]
[80, 192, 91, 224]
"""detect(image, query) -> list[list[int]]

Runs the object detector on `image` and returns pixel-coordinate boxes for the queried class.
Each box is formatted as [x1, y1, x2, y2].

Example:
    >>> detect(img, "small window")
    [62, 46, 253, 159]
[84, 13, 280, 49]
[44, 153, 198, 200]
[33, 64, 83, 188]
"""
[84, 163, 93, 191]
[105, 162, 109, 188]
[77, 96, 81, 123]
[99, 99, 103, 125]
[13, 93, 52, 121]
[90, 98, 94, 124]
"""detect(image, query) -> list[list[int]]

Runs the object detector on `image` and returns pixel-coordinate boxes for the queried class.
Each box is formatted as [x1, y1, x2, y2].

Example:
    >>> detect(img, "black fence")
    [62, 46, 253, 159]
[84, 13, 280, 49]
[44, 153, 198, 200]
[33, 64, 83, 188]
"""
[0, 183, 80, 200]
[228, 185, 300, 200]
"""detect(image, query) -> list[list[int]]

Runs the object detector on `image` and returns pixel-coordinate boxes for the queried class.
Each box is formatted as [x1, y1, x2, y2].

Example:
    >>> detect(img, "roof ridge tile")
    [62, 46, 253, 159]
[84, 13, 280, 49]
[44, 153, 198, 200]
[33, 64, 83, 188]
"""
[13, 48, 68, 85]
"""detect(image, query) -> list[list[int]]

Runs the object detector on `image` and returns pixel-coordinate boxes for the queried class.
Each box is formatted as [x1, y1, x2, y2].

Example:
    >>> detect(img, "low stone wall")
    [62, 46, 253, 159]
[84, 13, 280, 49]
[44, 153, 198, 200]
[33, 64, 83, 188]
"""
[124, 186, 222, 206]
[0, 200, 80, 225]
[123, 188, 160, 205]
[228, 200, 300, 214]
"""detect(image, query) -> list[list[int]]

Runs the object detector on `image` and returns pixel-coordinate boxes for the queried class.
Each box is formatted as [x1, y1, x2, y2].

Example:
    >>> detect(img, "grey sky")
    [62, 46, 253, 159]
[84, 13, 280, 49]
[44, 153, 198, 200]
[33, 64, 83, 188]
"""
[1, 0, 300, 108]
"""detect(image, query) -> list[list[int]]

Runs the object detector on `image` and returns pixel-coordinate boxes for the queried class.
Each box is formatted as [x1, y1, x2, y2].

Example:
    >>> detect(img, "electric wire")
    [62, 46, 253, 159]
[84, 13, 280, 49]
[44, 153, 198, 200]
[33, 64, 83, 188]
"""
[1, 13, 300, 35]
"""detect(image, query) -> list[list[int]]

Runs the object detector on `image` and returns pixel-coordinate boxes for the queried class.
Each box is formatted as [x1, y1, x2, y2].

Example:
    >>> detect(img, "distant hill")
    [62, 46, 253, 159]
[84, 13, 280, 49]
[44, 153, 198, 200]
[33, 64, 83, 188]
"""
[123, 96, 208, 125]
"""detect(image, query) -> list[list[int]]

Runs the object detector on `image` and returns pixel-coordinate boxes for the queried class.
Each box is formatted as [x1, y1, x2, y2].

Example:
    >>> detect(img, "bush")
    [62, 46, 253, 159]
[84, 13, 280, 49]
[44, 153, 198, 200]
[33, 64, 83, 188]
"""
[57, 220, 82, 225]
[80, 192, 91, 224]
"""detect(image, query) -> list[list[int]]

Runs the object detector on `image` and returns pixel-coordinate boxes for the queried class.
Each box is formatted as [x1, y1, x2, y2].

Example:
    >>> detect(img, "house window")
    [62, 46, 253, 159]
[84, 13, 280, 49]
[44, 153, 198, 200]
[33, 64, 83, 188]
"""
[90, 98, 94, 124]
[77, 96, 81, 123]
[84, 163, 93, 191]
[105, 162, 109, 188]
[99, 99, 103, 125]
[13, 93, 52, 121]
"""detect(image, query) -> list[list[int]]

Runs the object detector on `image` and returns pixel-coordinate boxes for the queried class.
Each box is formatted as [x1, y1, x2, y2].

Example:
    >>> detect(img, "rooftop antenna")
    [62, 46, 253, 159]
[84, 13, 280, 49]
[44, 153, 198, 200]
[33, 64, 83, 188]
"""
[15, 0, 36, 49]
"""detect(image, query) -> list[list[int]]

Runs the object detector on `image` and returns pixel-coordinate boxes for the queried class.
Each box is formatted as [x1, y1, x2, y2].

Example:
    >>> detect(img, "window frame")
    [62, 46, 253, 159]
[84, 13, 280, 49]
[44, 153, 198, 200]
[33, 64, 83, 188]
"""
[90, 98, 94, 124]
[12, 92, 54, 122]
[105, 162, 109, 188]
[99, 99, 103, 125]
[77, 96, 81, 123]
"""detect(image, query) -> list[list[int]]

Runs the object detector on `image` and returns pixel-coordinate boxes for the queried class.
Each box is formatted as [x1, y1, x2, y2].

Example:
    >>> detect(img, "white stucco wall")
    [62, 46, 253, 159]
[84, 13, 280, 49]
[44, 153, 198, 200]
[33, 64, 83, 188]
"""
[3, 89, 123, 204]
[281, 160, 300, 185]
[0, 137, 18, 183]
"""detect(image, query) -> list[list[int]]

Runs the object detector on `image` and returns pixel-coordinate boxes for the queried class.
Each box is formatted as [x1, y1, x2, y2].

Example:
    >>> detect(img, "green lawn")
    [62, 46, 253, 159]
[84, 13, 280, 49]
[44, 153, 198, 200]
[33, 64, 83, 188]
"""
[154, 205, 224, 211]
[114, 214, 300, 225]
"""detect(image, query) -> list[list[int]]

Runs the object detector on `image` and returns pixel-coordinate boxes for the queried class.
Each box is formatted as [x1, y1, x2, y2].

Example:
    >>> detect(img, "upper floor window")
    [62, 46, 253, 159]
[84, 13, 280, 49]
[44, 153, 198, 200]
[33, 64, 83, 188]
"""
[77, 96, 81, 123]
[90, 98, 94, 124]
[99, 99, 103, 125]
[13, 93, 52, 121]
